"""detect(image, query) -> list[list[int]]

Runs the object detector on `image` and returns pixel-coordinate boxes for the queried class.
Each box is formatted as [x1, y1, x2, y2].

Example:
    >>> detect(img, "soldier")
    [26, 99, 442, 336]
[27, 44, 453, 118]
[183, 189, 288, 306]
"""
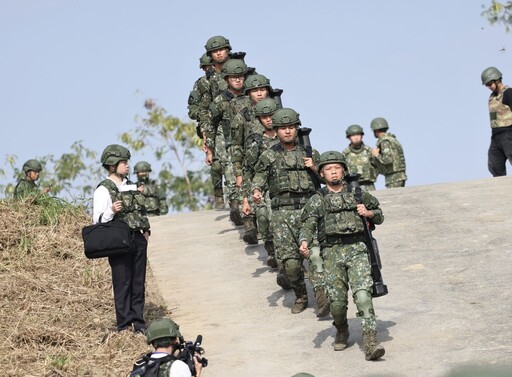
[481, 66, 512, 176]
[241, 98, 280, 262]
[14, 159, 50, 199]
[251, 108, 318, 314]
[93, 144, 150, 333]
[341, 125, 378, 191]
[232, 74, 273, 242]
[370, 117, 407, 188]
[299, 151, 385, 360]
[204, 59, 249, 225]
[133, 161, 169, 216]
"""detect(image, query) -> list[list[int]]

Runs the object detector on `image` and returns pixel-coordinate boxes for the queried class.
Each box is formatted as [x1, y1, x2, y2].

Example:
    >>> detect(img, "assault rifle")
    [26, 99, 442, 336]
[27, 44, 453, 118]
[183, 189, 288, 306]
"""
[298, 127, 321, 190]
[346, 173, 388, 298]
[178, 335, 208, 376]
[271, 88, 284, 108]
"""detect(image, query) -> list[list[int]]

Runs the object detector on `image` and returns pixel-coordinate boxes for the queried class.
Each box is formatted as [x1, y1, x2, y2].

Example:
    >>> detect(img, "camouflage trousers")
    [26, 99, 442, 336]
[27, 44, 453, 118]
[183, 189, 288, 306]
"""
[322, 242, 376, 332]
[384, 171, 406, 188]
[214, 127, 236, 201]
[210, 159, 223, 191]
[254, 191, 272, 242]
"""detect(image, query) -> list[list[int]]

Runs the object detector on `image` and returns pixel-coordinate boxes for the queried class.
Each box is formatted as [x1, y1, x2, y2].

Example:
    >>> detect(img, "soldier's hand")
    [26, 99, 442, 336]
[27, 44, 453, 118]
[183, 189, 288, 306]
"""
[235, 175, 243, 188]
[357, 204, 373, 218]
[371, 147, 380, 157]
[137, 185, 144, 193]
[252, 189, 262, 204]
[299, 241, 310, 257]
[242, 198, 252, 215]
[205, 149, 213, 165]
[303, 157, 314, 169]
[112, 200, 123, 213]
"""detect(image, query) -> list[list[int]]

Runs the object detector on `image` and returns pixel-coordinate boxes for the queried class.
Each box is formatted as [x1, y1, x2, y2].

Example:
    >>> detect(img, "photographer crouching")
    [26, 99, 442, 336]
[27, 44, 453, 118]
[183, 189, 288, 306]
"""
[131, 318, 206, 377]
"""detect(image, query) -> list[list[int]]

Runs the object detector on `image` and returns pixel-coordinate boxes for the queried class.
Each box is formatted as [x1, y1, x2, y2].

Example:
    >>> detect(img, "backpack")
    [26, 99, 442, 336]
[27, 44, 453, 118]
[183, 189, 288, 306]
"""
[130, 353, 176, 377]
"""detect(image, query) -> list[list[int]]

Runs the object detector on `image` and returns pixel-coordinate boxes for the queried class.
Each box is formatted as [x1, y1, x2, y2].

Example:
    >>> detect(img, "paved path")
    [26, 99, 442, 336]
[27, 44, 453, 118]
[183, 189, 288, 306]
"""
[148, 176, 512, 377]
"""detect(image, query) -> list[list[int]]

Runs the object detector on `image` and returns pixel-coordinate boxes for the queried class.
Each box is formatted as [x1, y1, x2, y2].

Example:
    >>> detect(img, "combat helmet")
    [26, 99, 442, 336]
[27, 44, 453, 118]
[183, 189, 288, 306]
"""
[481, 66, 502, 85]
[317, 151, 348, 172]
[244, 74, 272, 94]
[146, 318, 182, 345]
[100, 144, 131, 166]
[254, 98, 280, 117]
[205, 35, 231, 54]
[221, 59, 248, 78]
[272, 108, 301, 128]
[134, 161, 152, 174]
[370, 117, 389, 131]
[22, 159, 43, 173]
[199, 53, 212, 68]
[346, 124, 364, 137]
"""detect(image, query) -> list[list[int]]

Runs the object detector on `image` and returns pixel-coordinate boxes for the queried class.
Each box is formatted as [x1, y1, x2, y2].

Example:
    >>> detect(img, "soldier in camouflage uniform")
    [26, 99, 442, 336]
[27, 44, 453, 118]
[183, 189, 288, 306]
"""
[370, 117, 407, 188]
[341, 125, 378, 191]
[133, 161, 169, 216]
[251, 108, 318, 314]
[93, 144, 150, 333]
[241, 98, 280, 262]
[204, 59, 249, 225]
[299, 151, 385, 360]
[481, 66, 512, 176]
[14, 159, 51, 199]
[232, 74, 273, 241]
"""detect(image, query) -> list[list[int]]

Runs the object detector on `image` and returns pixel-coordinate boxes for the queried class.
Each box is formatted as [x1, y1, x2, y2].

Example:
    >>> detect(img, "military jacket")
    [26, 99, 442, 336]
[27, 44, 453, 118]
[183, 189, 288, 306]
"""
[187, 75, 211, 122]
[299, 186, 383, 246]
[489, 85, 512, 128]
[14, 178, 37, 199]
[229, 96, 253, 175]
[341, 143, 378, 183]
[375, 132, 406, 175]
[203, 90, 239, 148]
[99, 179, 150, 232]
[137, 179, 169, 216]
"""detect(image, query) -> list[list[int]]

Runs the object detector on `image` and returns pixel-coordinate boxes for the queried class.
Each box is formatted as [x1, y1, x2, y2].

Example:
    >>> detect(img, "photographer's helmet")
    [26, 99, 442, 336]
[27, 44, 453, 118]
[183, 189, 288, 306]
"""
[254, 98, 280, 117]
[146, 318, 182, 345]
[271, 108, 301, 128]
[481, 66, 502, 85]
[199, 53, 212, 69]
[100, 144, 131, 166]
[244, 74, 272, 94]
[370, 117, 389, 131]
[134, 161, 152, 174]
[318, 151, 348, 172]
[205, 35, 232, 55]
[221, 59, 248, 78]
[22, 159, 43, 174]
[345, 124, 364, 137]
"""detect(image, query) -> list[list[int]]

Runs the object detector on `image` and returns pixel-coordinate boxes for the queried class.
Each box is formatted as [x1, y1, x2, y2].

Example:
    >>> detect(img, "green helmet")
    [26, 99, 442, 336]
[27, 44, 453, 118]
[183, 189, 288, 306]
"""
[317, 151, 348, 172]
[134, 161, 152, 173]
[199, 53, 212, 68]
[146, 318, 181, 345]
[22, 159, 43, 173]
[272, 108, 301, 128]
[254, 98, 280, 116]
[370, 117, 389, 131]
[244, 74, 272, 94]
[221, 59, 248, 77]
[481, 66, 502, 85]
[205, 35, 231, 54]
[100, 144, 131, 166]
[346, 124, 364, 137]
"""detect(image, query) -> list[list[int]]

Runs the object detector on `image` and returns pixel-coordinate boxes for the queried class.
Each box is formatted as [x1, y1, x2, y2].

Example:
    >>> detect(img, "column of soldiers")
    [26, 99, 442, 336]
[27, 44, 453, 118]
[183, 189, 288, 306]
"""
[186, 35, 409, 361]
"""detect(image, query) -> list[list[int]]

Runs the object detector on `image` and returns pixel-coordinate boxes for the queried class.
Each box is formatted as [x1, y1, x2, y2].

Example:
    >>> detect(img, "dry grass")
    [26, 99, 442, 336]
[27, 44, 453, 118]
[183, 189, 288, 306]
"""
[0, 198, 169, 376]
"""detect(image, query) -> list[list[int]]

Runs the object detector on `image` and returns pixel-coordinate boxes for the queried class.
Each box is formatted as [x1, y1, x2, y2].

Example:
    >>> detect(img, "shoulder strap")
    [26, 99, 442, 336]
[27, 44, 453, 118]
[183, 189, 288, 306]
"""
[130, 353, 176, 377]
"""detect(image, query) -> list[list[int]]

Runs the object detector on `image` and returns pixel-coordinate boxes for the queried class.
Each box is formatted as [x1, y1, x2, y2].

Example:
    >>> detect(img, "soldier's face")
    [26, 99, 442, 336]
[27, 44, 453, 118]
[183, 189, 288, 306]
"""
[348, 134, 363, 146]
[321, 163, 344, 185]
[276, 125, 297, 144]
[227, 75, 245, 91]
[27, 171, 40, 181]
[258, 115, 273, 130]
[249, 87, 268, 104]
[211, 48, 229, 64]
[116, 160, 130, 177]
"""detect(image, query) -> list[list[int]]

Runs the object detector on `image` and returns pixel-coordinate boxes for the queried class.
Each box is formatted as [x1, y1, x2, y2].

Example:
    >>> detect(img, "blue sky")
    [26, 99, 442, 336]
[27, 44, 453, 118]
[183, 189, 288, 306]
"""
[1, 0, 510, 190]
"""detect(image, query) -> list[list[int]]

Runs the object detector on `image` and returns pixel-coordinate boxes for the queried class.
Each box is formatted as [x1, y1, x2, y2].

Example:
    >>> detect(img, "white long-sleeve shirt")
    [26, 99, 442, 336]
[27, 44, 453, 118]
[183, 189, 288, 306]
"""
[92, 177, 133, 224]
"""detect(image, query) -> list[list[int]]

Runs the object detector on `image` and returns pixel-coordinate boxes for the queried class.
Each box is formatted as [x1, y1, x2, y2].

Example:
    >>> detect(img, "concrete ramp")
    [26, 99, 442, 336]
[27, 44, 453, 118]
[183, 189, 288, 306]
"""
[148, 176, 512, 377]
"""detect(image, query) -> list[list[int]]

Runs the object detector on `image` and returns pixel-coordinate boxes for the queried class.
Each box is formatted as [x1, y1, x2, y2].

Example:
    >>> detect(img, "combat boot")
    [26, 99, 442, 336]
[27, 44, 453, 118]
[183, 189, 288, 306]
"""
[264, 240, 278, 268]
[333, 321, 349, 351]
[291, 285, 308, 314]
[242, 217, 258, 245]
[314, 287, 330, 318]
[363, 330, 385, 360]
[276, 266, 293, 290]
[214, 188, 224, 209]
[229, 200, 243, 226]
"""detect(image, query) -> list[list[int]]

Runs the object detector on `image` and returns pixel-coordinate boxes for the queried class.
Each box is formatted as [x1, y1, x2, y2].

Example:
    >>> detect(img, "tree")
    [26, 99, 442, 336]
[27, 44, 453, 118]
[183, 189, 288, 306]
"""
[482, 1, 512, 31]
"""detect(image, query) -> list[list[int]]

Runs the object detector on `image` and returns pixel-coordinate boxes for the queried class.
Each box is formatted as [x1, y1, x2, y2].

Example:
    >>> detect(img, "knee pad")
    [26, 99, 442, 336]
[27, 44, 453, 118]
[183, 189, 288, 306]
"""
[284, 258, 302, 282]
[353, 289, 374, 319]
[330, 301, 347, 323]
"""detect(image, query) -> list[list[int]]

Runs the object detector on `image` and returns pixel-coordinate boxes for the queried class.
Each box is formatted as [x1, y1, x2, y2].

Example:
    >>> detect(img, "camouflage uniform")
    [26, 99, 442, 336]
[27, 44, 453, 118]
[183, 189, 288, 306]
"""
[341, 143, 378, 191]
[137, 178, 169, 216]
[487, 84, 512, 176]
[374, 132, 407, 188]
[14, 177, 37, 199]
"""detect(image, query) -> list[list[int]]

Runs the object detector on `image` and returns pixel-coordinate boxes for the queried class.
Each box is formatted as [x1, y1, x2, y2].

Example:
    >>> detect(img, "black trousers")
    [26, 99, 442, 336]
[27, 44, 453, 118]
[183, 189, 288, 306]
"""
[108, 231, 147, 331]
[488, 129, 512, 176]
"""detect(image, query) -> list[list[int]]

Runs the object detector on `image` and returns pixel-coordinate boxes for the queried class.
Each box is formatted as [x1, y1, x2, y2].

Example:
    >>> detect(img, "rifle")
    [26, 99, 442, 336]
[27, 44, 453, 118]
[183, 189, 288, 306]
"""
[271, 88, 284, 108]
[346, 173, 388, 298]
[297, 127, 321, 190]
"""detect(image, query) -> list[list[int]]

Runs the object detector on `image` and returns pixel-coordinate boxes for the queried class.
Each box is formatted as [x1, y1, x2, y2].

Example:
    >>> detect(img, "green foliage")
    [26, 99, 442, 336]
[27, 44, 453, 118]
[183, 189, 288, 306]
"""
[482, 1, 512, 31]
